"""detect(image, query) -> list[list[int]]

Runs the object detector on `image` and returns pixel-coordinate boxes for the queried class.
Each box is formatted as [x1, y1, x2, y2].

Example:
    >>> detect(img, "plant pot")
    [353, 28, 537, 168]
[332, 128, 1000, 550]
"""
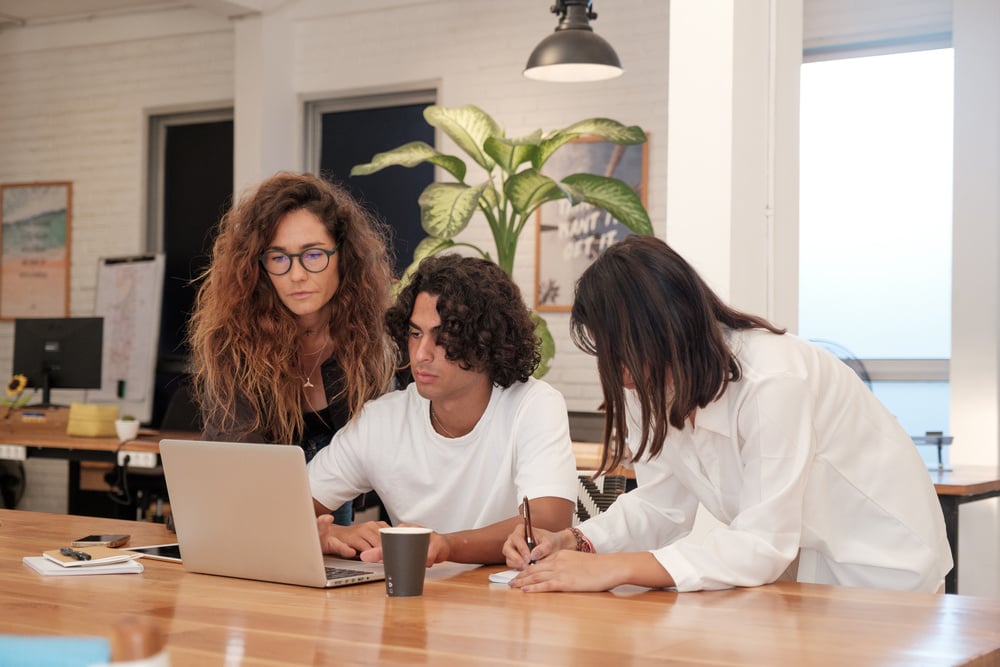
[114, 419, 140, 443]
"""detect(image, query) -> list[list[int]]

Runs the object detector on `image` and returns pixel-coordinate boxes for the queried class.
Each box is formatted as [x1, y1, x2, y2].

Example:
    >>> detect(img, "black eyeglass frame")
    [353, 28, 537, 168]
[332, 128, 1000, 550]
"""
[258, 244, 340, 276]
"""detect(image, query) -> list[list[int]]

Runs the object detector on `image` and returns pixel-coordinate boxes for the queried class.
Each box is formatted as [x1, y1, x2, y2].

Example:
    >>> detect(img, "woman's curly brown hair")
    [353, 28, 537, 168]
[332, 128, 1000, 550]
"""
[188, 172, 396, 444]
[386, 254, 540, 388]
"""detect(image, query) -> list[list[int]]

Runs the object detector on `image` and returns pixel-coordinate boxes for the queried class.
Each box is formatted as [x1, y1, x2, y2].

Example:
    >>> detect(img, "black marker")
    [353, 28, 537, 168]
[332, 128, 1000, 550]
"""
[60, 547, 92, 561]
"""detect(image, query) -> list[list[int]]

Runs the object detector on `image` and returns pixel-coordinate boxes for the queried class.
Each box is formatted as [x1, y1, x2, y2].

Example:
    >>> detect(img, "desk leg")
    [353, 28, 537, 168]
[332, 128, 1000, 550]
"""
[938, 496, 959, 594]
[67, 460, 83, 515]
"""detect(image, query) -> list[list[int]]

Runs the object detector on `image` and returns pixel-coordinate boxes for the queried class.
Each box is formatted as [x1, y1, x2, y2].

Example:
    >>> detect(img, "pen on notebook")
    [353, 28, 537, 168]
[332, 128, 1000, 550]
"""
[60, 547, 92, 561]
[522, 495, 537, 565]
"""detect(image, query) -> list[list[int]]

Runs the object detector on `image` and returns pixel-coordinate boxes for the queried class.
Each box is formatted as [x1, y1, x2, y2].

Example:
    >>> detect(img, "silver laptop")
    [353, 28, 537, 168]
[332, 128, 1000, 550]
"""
[159, 439, 384, 588]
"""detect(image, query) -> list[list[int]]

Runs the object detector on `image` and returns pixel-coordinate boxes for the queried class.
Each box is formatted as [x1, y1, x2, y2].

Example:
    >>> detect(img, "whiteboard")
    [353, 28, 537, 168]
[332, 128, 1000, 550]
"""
[89, 254, 165, 423]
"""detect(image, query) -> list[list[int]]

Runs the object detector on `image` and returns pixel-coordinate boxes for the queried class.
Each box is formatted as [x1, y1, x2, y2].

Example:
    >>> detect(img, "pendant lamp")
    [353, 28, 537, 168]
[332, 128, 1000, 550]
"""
[524, 0, 623, 82]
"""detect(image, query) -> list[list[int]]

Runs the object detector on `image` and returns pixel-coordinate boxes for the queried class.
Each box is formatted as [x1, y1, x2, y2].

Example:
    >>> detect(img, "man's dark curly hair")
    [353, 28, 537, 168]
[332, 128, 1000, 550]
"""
[386, 254, 540, 388]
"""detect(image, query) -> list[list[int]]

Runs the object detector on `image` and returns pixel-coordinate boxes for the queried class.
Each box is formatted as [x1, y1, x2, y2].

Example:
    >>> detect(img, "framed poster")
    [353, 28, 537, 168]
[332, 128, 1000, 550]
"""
[0, 182, 72, 319]
[534, 137, 649, 312]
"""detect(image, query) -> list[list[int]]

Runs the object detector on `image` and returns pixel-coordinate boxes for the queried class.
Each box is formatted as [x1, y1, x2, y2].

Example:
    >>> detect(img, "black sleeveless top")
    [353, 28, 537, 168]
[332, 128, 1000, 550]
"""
[201, 356, 350, 455]
[298, 358, 350, 463]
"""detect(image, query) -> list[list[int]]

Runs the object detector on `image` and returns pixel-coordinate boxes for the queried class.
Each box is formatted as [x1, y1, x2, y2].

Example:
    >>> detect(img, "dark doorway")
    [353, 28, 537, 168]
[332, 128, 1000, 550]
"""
[150, 113, 234, 428]
[318, 103, 434, 276]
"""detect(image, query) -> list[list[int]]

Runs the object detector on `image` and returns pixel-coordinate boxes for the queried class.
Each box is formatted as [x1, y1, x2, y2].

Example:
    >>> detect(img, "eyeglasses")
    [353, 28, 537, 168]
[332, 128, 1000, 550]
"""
[258, 245, 339, 276]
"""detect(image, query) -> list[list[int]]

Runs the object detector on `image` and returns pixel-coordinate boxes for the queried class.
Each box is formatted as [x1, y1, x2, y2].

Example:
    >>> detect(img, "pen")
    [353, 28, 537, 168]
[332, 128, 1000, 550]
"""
[60, 547, 92, 561]
[523, 495, 536, 565]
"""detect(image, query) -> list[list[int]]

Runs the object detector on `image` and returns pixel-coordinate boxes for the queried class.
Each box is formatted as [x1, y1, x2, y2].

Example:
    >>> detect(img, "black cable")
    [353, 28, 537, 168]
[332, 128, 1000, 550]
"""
[106, 442, 132, 506]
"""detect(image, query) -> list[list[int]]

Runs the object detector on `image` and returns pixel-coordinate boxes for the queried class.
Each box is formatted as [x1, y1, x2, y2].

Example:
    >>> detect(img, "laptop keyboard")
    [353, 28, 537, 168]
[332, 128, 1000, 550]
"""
[325, 566, 372, 580]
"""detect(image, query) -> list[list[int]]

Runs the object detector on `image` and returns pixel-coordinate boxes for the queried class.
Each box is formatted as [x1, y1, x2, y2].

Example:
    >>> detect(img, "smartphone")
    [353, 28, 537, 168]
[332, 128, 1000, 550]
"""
[125, 543, 182, 563]
[71, 534, 130, 548]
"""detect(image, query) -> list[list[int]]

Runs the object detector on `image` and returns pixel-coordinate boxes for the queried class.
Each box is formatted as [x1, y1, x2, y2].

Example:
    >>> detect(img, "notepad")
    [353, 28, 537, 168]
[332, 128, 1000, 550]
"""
[23, 556, 144, 576]
[41, 546, 141, 567]
[488, 569, 519, 584]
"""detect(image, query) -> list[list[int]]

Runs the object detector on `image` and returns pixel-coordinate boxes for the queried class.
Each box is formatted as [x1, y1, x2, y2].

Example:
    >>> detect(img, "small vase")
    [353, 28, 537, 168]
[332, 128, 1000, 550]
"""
[114, 419, 140, 443]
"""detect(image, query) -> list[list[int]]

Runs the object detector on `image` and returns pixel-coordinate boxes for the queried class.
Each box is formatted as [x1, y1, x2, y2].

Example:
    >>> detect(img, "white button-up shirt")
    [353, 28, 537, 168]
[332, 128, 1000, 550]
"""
[581, 329, 952, 592]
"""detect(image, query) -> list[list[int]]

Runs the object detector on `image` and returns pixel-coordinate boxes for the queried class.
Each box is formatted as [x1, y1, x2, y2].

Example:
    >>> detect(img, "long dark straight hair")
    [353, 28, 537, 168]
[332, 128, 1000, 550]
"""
[570, 235, 785, 474]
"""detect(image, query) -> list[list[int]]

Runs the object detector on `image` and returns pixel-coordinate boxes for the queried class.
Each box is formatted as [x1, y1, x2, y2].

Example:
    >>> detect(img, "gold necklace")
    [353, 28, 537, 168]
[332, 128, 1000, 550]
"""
[299, 334, 330, 389]
[301, 355, 324, 389]
[430, 404, 457, 438]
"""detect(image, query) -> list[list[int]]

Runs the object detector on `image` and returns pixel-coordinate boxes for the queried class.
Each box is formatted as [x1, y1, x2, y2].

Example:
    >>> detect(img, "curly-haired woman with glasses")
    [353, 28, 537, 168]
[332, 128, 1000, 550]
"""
[188, 172, 396, 525]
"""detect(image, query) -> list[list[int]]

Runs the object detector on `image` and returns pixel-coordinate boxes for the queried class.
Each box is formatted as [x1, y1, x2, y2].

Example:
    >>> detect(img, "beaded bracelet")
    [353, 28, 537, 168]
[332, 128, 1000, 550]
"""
[569, 527, 595, 553]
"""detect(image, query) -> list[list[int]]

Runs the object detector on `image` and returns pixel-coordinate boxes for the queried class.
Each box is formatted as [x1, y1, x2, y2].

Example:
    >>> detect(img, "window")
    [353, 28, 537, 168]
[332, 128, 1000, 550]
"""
[799, 48, 953, 467]
[304, 90, 436, 277]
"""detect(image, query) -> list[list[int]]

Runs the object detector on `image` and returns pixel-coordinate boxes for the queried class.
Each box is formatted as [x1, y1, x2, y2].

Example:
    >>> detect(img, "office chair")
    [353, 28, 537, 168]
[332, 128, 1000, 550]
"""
[0, 460, 26, 509]
[160, 382, 202, 432]
[575, 473, 629, 524]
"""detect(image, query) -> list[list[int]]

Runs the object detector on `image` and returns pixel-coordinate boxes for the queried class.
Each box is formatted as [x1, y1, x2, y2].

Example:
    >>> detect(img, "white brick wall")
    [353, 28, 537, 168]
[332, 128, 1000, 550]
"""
[0, 0, 666, 509]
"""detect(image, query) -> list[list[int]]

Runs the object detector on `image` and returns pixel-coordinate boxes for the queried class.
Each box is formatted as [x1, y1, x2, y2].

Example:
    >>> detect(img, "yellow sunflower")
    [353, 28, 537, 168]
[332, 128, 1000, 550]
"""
[6, 374, 27, 398]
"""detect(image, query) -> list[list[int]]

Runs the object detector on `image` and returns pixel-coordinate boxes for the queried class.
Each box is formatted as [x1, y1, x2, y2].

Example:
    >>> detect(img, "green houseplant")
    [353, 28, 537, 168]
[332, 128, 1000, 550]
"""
[351, 104, 653, 375]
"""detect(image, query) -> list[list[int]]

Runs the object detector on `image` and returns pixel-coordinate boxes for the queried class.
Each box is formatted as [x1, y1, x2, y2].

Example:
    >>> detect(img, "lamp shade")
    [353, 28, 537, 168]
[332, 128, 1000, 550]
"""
[524, 1, 623, 82]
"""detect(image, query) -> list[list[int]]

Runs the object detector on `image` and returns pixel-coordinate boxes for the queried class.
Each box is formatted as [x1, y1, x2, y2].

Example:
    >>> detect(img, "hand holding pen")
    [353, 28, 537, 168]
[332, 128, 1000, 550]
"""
[522, 496, 537, 565]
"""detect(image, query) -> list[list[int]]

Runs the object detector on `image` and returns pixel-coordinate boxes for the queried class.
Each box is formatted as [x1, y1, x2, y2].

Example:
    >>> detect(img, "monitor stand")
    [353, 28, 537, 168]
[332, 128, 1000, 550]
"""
[30, 375, 67, 409]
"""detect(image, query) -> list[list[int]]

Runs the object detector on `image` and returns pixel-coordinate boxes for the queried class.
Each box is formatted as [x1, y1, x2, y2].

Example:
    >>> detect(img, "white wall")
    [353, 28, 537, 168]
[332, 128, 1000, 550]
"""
[950, 0, 1000, 597]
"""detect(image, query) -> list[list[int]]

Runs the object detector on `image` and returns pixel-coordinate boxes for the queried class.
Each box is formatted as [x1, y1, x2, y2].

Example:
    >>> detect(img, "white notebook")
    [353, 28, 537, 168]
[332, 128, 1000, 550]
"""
[23, 556, 144, 576]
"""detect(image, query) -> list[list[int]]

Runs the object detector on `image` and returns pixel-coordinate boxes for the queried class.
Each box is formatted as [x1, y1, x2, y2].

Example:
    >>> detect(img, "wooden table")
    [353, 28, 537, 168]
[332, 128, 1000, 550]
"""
[2, 510, 999, 666]
[931, 465, 1000, 594]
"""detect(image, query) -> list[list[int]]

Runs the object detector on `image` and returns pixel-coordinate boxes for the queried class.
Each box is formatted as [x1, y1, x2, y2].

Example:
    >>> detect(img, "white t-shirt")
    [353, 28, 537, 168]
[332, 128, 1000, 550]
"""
[580, 329, 952, 593]
[308, 378, 578, 533]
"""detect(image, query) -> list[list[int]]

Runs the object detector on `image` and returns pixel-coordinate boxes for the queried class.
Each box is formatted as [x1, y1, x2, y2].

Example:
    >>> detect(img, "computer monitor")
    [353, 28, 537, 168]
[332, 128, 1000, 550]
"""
[12, 317, 104, 408]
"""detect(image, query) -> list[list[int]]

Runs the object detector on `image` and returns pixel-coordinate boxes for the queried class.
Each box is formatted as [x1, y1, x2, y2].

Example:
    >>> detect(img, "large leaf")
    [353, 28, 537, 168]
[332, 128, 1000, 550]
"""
[558, 118, 647, 143]
[424, 105, 500, 172]
[350, 141, 466, 182]
[561, 173, 654, 235]
[418, 182, 488, 239]
[532, 311, 555, 379]
[484, 131, 542, 175]
[506, 169, 584, 217]
[536, 119, 646, 169]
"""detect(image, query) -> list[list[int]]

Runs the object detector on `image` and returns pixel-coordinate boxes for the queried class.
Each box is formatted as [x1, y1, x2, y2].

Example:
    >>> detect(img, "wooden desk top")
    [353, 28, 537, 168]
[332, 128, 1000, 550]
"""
[573, 441, 636, 479]
[930, 465, 1000, 497]
[0, 417, 198, 455]
[2, 510, 999, 666]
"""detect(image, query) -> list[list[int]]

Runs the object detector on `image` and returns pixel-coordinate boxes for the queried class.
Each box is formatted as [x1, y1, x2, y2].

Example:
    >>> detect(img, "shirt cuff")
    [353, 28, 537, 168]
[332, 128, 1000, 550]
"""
[651, 544, 701, 592]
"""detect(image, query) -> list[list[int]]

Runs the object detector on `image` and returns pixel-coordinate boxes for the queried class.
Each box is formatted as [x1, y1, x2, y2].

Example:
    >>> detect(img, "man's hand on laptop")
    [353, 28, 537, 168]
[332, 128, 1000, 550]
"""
[316, 515, 387, 559]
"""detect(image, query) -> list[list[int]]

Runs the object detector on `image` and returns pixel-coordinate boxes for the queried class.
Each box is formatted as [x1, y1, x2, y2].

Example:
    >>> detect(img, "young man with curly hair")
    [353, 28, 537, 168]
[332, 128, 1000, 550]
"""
[308, 254, 578, 566]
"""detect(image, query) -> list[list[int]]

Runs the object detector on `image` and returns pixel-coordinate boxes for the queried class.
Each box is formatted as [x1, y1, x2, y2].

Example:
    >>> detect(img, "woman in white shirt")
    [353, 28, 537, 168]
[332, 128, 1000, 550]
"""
[503, 235, 952, 593]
